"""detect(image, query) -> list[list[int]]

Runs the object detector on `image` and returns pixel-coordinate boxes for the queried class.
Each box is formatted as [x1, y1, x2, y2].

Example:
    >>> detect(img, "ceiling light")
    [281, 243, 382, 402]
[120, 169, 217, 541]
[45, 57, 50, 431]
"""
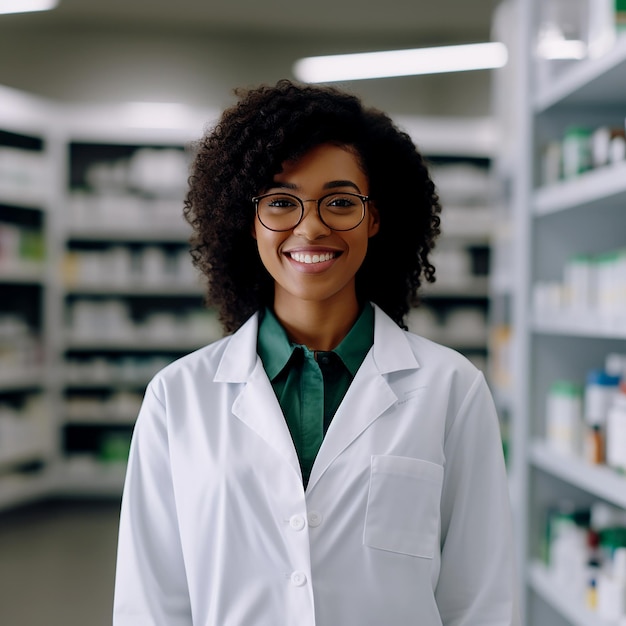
[122, 102, 194, 129]
[293, 42, 508, 83]
[0, 0, 58, 15]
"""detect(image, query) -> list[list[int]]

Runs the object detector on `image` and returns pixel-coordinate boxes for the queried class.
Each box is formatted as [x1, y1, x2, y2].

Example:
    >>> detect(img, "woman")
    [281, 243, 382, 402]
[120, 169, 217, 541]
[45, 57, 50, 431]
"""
[113, 79, 518, 625]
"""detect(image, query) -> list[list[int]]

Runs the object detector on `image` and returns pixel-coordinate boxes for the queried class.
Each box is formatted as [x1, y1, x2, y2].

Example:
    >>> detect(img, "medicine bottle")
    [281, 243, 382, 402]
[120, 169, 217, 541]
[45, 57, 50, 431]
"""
[606, 382, 626, 473]
[584, 369, 620, 464]
[546, 380, 583, 457]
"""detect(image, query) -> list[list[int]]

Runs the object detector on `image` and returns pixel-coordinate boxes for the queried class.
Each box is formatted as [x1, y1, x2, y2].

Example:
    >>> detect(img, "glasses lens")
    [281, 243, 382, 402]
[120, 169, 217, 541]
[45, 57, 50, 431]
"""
[319, 193, 365, 231]
[256, 194, 302, 231]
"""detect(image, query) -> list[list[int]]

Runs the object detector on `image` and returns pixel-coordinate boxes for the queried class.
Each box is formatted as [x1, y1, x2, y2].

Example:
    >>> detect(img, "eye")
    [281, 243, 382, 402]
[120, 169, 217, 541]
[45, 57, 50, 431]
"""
[260, 194, 301, 211]
[268, 198, 297, 208]
[324, 194, 359, 210]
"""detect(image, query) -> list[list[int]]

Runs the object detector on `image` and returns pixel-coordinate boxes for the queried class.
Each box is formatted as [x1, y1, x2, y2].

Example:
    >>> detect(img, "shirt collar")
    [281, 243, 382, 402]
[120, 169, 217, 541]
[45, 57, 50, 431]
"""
[257, 303, 374, 380]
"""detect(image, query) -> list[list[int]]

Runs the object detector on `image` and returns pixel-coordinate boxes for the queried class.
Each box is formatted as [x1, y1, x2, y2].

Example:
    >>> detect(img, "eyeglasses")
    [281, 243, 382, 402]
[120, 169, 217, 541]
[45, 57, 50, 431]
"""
[252, 192, 369, 232]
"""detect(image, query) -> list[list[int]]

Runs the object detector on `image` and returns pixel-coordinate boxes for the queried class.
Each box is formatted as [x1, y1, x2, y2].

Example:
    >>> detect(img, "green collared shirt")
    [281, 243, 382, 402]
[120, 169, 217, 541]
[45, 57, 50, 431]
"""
[257, 304, 374, 487]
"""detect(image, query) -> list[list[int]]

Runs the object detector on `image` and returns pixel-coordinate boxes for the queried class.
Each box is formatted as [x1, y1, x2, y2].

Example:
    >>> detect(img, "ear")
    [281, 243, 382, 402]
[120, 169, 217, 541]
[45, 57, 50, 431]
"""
[367, 203, 380, 238]
[251, 219, 258, 240]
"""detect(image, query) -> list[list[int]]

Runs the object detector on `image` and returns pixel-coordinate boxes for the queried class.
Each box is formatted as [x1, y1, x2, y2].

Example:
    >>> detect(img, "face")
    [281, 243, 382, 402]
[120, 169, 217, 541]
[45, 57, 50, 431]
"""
[253, 143, 379, 312]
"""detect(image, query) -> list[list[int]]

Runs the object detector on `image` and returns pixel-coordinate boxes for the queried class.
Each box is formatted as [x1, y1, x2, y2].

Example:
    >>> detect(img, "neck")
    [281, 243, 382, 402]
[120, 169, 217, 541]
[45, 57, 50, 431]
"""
[272, 293, 360, 351]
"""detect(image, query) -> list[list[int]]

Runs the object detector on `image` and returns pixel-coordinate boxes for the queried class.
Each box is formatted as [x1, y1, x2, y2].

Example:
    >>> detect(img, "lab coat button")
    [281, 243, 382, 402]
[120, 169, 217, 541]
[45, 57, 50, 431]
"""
[289, 514, 305, 531]
[307, 511, 323, 527]
[291, 571, 307, 587]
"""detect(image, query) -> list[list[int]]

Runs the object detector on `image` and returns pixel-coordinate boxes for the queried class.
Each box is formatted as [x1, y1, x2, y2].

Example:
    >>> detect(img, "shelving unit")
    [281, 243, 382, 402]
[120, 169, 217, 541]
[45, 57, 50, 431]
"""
[0, 86, 62, 511]
[400, 118, 496, 376]
[0, 86, 500, 508]
[57, 123, 221, 496]
[503, 2, 626, 624]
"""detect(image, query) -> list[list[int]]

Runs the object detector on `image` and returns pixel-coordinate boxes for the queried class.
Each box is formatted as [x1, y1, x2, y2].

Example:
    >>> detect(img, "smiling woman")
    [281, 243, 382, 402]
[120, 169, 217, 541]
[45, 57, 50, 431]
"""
[251, 143, 379, 348]
[113, 79, 519, 626]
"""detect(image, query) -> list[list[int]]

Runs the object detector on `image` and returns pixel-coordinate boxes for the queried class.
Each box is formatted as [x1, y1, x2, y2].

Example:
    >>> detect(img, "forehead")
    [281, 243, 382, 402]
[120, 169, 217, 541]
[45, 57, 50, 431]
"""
[275, 143, 367, 184]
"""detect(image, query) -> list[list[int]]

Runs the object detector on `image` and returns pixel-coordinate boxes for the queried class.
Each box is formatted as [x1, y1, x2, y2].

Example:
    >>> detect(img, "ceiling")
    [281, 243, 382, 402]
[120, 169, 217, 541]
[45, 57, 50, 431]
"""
[30, 0, 499, 42]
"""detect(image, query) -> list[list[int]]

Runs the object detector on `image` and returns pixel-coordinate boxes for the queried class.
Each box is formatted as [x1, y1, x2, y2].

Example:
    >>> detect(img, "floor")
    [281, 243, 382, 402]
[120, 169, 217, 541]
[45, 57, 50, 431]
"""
[0, 498, 122, 626]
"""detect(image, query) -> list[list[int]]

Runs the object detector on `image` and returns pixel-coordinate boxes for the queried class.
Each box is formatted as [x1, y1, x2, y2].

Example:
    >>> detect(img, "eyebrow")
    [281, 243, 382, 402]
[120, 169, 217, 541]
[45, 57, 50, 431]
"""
[268, 180, 362, 193]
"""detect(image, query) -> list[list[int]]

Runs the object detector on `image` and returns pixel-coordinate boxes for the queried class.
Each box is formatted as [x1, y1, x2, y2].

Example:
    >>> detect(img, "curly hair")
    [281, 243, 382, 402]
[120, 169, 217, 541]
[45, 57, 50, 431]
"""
[184, 79, 441, 334]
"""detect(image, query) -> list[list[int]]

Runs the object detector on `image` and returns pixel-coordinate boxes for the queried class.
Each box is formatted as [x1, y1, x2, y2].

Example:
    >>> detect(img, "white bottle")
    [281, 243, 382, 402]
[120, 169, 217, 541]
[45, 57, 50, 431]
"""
[606, 382, 626, 472]
[546, 381, 583, 457]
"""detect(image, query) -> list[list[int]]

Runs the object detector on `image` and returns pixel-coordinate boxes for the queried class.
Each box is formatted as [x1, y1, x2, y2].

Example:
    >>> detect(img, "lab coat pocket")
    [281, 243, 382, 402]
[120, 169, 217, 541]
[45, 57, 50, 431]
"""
[364, 455, 443, 558]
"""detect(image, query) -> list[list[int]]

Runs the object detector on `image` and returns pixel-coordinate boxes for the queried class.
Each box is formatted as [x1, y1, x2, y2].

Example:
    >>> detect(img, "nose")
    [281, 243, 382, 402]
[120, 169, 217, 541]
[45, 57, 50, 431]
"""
[293, 201, 331, 239]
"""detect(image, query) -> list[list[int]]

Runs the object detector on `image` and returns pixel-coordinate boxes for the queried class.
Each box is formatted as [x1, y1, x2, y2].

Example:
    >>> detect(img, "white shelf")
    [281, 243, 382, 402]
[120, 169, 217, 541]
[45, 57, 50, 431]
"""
[0, 448, 51, 470]
[67, 227, 191, 243]
[422, 277, 489, 298]
[503, 7, 626, 624]
[0, 368, 45, 391]
[530, 440, 626, 509]
[65, 283, 204, 297]
[65, 414, 137, 426]
[534, 161, 626, 216]
[0, 473, 53, 511]
[0, 184, 47, 210]
[55, 462, 127, 497]
[534, 35, 626, 111]
[439, 207, 492, 243]
[0, 265, 46, 284]
[528, 561, 616, 626]
[532, 313, 626, 339]
[424, 332, 488, 350]
[65, 337, 208, 352]
[64, 377, 151, 389]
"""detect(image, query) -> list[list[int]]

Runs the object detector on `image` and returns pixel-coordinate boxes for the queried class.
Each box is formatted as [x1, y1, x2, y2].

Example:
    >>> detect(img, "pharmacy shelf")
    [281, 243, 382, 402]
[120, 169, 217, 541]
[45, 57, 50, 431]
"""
[0, 448, 52, 470]
[439, 207, 492, 243]
[65, 415, 137, 426]
[499, 4, 626, 625]
[533, 161, 626, 216]
[530, 440, 626, 511]
[528, 561, 615, 626]
[532, 315, 626, 339]
[0, 368, 45, 392]
[65, 283, 204, 297]
[65, 338, 208, 352]
[427, 333, 488, 350]
[65, 378, 152, 389]
[422, 277, 489, 298]
[0, 474, 53, 511]
[0, 184, 47, 210]
[67, 227, 191, 243]
[0, 265, 46, 284]
[55, 463, 127, 497]
[534, 35, 626, 111]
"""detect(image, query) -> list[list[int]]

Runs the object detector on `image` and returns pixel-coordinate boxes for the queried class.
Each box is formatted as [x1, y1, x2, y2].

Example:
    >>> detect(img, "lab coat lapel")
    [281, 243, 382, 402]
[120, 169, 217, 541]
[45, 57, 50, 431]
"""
[214, 313, 301, 479]
[307, 305, 420, 491]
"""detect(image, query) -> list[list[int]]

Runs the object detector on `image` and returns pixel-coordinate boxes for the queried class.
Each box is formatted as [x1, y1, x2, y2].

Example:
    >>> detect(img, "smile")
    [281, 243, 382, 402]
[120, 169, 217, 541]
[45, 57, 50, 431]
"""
[288, 251, 338, 264]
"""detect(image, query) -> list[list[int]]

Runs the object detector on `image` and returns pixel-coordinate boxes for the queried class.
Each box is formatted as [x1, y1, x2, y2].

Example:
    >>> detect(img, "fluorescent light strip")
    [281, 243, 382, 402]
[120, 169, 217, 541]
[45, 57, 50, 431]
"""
[0, 0, 58, 15]
[123, 102, 193, 128]
[294, 42, 508, 83]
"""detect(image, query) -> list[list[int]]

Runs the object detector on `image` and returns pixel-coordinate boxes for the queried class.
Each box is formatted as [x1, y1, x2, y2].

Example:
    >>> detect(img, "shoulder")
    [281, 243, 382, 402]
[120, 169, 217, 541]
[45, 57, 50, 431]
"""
[373, 303, 480, 384]
[145, 311, 260, 400]
[148, 334, 232, 391]
[404, 329, 479, 376]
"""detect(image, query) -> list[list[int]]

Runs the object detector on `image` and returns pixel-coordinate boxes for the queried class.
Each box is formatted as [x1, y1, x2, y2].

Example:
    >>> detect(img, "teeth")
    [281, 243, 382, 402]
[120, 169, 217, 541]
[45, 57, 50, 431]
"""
[290, 252, 336, 264]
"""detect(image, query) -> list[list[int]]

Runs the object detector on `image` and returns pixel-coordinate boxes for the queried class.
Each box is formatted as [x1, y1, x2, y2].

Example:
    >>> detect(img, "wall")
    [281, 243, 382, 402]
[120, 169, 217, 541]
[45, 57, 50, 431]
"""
[0, 21, 493, 118]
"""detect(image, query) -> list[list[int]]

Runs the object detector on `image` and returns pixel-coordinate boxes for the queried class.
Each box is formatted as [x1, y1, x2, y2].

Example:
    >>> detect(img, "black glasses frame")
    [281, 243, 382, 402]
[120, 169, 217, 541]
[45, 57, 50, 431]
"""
[251, 191, 369, 232]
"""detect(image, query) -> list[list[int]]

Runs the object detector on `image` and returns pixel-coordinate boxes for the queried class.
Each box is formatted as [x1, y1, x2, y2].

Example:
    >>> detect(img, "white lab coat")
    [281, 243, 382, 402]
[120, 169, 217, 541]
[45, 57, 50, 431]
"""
[113, 304, 519, 626]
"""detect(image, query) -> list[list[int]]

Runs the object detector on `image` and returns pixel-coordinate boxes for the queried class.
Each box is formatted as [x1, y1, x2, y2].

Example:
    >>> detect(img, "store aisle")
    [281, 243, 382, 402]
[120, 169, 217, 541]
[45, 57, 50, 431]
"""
[0, 499, 121, 626]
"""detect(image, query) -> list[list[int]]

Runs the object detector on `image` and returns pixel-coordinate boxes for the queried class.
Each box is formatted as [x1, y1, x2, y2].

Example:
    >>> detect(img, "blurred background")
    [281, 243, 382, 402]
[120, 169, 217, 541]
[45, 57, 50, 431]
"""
[1, 1, 626, 624]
